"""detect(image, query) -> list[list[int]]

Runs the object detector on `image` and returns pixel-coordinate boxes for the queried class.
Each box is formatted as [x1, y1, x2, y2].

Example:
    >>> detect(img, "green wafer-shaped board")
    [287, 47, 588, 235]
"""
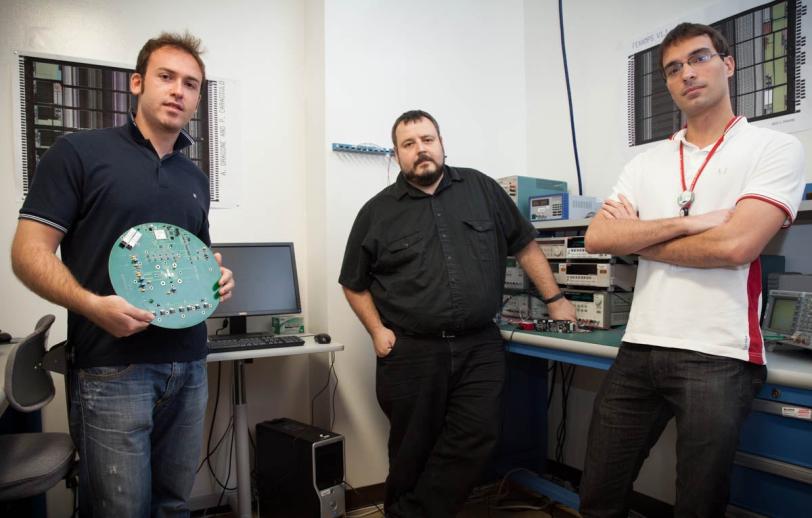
[108, 222, 221, 329]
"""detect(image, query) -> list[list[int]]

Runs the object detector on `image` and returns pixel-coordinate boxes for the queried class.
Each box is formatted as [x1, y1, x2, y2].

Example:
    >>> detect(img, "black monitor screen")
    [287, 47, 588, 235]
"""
[210, 243, 301, 317]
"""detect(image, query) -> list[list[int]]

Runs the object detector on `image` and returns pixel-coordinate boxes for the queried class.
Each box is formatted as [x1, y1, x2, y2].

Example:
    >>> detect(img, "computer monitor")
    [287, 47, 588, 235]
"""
[210, 242, 301, 335]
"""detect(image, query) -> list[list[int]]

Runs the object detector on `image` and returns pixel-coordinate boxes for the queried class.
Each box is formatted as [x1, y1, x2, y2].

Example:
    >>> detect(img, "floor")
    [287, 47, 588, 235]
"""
[196, 485, 582, 518]
[346, 498, 581, 518]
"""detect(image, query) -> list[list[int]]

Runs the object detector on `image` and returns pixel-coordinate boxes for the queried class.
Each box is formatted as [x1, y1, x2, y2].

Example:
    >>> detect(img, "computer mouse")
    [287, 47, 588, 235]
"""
[0, 331, 12, 343]
[314, 333, 331, 344]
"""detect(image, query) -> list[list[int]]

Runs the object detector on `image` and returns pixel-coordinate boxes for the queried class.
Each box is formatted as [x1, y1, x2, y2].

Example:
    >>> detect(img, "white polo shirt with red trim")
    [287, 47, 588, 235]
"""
[609, 118, 805, 364]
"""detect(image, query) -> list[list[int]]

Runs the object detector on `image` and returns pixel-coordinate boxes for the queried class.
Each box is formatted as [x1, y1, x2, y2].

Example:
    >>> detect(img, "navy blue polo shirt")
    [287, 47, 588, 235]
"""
[19, 119, 211, 368]
[339, 166, 536, 334]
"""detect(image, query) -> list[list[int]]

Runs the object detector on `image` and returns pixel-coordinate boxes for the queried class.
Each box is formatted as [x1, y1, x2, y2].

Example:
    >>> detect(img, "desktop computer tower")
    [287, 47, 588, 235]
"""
[256, 418, 345, 518]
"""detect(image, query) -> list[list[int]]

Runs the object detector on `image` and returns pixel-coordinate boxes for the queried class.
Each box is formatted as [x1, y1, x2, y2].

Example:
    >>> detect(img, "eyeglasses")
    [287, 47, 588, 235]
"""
[662, 51, 727, 80]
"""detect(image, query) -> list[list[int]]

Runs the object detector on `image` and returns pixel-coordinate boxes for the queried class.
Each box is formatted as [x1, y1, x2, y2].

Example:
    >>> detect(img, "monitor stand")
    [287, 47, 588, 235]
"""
[228, 315, 247, 335]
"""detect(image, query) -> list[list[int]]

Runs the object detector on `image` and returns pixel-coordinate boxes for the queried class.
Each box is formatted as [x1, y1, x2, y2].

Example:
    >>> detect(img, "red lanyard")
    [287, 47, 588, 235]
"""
[679, 115, 742, 193]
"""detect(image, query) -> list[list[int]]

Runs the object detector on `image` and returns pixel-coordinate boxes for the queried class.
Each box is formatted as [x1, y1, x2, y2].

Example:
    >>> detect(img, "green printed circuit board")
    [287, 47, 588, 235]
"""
[108, 222, 221, 329]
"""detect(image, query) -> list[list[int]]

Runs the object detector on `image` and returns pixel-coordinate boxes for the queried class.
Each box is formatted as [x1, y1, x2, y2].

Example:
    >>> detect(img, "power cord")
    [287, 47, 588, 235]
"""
[548, 361, 558, 409]
[558, 0, 584, 195]
[489, 468, 551, 512]
[311, 351, 336, 427]
[330, 356, 339, 431]
[197, 361, 238, 517]
[555, 363, 577, 464]
[342, 480, 385, 517]
[215, 422, 237, 509]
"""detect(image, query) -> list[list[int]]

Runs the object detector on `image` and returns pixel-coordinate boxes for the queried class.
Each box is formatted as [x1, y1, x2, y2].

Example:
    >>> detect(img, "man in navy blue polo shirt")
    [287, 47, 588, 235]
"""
[11, 32, 233, 516]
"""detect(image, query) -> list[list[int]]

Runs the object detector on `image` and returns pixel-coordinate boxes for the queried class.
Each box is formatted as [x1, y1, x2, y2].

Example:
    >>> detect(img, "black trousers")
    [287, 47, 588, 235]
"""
[580, 344, 766, 517]
[375, 324, 506, 518]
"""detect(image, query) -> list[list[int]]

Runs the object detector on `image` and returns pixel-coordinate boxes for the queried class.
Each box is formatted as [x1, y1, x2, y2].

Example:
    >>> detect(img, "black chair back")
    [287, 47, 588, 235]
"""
[4, 314, 56, 413]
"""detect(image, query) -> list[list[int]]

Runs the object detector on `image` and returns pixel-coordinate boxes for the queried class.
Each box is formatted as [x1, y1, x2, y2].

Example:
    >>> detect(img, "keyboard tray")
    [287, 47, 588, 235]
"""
[208, 334, 305, 353]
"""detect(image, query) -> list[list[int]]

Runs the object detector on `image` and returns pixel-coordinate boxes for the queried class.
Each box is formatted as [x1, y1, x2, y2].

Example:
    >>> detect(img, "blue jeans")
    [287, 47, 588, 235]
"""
[69, 360, 208, 518]
[579, 343, 766, 518]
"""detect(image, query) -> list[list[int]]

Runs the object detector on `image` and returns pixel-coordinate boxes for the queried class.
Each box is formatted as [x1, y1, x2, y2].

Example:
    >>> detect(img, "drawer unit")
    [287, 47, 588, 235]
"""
[730, 462, 812, 517]
[729, 383, 812, 516]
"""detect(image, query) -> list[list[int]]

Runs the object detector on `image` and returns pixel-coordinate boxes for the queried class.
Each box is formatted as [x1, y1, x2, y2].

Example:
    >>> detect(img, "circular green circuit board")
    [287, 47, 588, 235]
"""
[108, 222, 221, 329]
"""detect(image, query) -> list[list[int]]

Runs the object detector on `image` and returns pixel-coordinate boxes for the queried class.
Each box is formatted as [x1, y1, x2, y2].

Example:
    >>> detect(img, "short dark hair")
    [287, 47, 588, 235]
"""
[659, 23, 730, 73]
[391, 110, 441, 147]
[135, 32, 206, 83]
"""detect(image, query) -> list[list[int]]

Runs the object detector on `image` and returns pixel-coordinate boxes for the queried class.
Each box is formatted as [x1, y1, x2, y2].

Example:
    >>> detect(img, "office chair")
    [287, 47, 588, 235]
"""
[0, 314, 76, 501]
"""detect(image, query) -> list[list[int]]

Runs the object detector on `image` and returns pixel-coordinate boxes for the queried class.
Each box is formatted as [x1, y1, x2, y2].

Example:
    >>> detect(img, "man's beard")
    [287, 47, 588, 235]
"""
[403, 155, 444, 186]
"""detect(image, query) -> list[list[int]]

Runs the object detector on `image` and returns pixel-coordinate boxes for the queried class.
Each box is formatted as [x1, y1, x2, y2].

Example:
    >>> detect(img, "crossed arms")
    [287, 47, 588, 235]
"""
[584, 194, 788, 268]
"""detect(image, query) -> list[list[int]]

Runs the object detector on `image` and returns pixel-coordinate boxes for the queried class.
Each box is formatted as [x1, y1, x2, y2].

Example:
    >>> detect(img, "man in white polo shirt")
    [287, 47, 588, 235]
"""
[579, 22, 805, 516]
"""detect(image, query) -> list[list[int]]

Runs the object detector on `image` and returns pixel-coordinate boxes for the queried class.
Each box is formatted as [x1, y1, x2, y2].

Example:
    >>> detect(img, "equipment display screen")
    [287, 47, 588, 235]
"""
[769, 297, 797, 332]
[566, 263, 598, 275]
[566, 291, 595, 302]
[567, 236, 586, 248]
[210, 243, 301, 317]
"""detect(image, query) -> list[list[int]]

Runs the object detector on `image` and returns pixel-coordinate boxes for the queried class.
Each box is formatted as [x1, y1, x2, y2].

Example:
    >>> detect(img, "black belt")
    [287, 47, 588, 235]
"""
[387, 322, 494, 339]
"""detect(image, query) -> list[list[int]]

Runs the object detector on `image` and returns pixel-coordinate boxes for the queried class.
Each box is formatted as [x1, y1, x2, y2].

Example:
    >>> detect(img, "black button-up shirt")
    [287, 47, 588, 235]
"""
[339, 165, 536, 334]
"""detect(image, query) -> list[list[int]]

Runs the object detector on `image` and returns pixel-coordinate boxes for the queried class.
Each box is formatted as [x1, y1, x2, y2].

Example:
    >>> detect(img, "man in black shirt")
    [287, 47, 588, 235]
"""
[12, 33, 234, 516]
[340, 110, 575, 517]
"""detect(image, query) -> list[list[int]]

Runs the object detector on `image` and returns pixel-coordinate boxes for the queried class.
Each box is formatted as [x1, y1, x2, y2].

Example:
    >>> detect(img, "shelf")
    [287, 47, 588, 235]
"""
[532, 218, 592, 230]
[531, 200, 811, 229]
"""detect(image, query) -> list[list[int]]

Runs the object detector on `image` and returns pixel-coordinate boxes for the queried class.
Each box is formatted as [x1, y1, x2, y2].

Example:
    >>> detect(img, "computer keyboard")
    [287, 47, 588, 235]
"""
[207, 333, 305, 353]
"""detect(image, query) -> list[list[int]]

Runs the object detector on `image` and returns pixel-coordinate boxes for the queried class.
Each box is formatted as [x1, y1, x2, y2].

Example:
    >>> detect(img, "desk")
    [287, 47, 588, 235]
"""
[206, 337, 344, 518]
[501, 327, 812, 514]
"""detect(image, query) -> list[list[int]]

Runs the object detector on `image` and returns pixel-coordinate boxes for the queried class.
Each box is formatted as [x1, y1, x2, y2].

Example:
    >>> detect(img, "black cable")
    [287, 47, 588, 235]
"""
[557, 364, 574, 462]
[311, 351, 336, 426]
[208, 419, 237, 491]
[248, 426, 257, 491]
[555, 364, 566, 462]
[342, 479, 385, 516]
[330, 352, 339, 431]
[198, 344, 236, 516]
[555, 364, 577, 463]
[216, 423, 237, 508]
[558, 0, 584, 195]
[198, 363, 236, 487]
[197, 361, 237, 493]
[198, 323, 229, 473]
[547, 361, 558, 409]
[198, 362, 223, 474]
[202, 418, 233, 477]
